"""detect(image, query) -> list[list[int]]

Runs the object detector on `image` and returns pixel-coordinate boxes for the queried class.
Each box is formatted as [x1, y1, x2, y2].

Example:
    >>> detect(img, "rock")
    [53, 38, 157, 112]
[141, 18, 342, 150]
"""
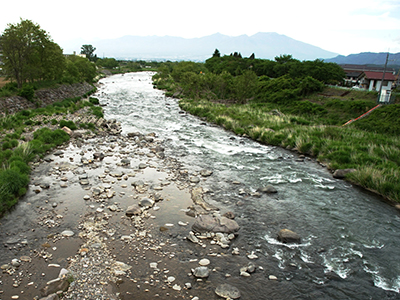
[172, 284, 181, 291]
[223, 211, 235, 219]
[139, 198, 155, 208]
[333, 168, 356, 179]
[93, 152, 105, 160]
[190, 176, 200, 183]
[256, 185, 277, 193]
[11, 259, 21, 267]
[61, 230, 74, 237]
[277, 229, 301, 244]
[192, 214, 240, 234]
[200, 169, 213, 177]
[199, 258, 210, 266]
[61, 126, 73, 136]
[126, 204, 142, 216]
[247, 251, 258, 260]
[40, 293, 59, 300]
[138, 163, 148, 169]
[120, 158, 131, 165]
[215, 283, 241, 299]
[40, 277, 69, 297]
[192, 266, 210, 278]
[188, 232, 199, 243]
[269, 275, 278, 280]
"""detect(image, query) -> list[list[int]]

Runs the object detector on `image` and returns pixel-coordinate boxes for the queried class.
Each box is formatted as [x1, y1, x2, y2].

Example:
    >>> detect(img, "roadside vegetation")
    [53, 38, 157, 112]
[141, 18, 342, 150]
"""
[153, 51, 400, 203]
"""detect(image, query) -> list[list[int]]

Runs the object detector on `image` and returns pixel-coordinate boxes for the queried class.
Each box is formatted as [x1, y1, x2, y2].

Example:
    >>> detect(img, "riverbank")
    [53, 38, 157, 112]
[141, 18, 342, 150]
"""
[0, 110, 259, 299]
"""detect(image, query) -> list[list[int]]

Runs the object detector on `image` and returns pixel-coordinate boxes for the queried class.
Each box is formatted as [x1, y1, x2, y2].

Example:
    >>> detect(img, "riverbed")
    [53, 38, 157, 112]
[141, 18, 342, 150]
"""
[1, 71, 400, 300]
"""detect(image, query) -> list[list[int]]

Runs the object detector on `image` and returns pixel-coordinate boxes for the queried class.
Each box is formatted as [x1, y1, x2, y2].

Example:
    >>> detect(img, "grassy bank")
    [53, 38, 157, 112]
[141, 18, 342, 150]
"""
[0, 90, 102, 217]
[178, 97, 400, 204]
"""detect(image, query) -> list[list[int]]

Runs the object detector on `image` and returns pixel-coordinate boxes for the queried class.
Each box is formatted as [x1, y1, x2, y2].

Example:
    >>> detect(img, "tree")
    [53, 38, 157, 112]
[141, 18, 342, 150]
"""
[80, 44, 97, 62]
[212, 49, 221, 58]
[1, 19, 64, 88]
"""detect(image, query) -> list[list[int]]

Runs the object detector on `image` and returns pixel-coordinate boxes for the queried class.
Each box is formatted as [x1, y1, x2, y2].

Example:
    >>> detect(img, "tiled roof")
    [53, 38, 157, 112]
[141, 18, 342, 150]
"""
[361, 71, 396, 81]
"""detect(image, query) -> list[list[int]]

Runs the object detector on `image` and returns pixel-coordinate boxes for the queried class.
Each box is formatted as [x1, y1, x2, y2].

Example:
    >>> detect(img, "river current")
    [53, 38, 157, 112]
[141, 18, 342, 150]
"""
[95, 72, 400, 299]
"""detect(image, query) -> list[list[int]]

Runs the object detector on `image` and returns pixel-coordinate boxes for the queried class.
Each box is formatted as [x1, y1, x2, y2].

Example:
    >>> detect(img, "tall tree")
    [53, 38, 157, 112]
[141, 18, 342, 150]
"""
[80, 44, 97, 62]
[1, 19, 64, 88]
[212, 49, 221, 58]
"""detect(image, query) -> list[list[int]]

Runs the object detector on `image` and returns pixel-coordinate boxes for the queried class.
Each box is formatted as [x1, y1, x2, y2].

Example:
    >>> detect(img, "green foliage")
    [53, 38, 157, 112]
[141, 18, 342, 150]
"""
[59, 120, 77, 130]
[18, 84, 35, 101]
[89, 97, 100, 105]
[97, 58, 118, 69]
[80, 44, 97, 62]
[1, 19, 65, 88]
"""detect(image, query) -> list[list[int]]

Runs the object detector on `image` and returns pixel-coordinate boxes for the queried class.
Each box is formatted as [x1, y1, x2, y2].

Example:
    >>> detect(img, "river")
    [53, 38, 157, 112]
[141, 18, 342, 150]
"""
[96, 71, 400, 299]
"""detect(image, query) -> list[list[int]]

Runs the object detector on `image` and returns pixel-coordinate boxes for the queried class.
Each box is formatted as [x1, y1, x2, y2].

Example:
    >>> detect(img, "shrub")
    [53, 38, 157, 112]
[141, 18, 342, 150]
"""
[18, 85, 35, 102]
[59, 120, 77, 130]
[89, 97, 100, 105]
[0, 169, 29, 195]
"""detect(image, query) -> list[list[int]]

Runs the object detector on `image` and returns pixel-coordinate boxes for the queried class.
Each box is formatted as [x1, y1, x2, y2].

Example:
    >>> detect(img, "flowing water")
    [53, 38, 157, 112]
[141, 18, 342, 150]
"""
[95, 72, 400, 299]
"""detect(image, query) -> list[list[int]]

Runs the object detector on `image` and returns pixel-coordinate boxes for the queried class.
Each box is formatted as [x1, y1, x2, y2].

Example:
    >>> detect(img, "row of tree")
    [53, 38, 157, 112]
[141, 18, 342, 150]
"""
[153, 51, 346, 104]
[0, 19, 97, 89]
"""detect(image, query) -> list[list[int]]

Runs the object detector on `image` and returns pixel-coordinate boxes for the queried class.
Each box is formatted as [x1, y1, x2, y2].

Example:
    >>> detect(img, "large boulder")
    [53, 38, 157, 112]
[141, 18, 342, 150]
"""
[192, 214, 240, 234]
[277, 229, 301, 244]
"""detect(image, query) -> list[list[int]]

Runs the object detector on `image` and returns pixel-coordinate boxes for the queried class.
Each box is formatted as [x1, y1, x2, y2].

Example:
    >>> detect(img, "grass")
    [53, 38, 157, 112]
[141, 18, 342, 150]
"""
[0, 87, 103, 217]
[179, 97, 400, 203]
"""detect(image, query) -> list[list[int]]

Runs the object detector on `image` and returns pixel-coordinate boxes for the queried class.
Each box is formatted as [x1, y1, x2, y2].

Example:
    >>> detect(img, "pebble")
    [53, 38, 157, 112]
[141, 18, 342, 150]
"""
[172, 284, 181, 291]
[61, 230, 74, 237]
[247, 251, 258, 259]
[199, 258, 210, 266]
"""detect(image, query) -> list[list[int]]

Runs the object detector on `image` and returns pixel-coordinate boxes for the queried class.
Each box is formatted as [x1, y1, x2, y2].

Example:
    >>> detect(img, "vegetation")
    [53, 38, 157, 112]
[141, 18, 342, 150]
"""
[0, 90, 103, 217]
[80, 44, 97, 62]
[153, 53, 400, 203]
[0, 19, 98, 101]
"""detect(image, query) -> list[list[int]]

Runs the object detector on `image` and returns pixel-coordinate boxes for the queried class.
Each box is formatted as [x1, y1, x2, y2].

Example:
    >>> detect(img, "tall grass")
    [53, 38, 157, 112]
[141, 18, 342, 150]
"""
[179, 98, 400, 203]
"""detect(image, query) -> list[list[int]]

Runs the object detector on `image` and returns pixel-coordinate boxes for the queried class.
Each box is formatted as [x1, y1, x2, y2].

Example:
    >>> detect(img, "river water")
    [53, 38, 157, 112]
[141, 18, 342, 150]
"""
[95, 72, 400, 299]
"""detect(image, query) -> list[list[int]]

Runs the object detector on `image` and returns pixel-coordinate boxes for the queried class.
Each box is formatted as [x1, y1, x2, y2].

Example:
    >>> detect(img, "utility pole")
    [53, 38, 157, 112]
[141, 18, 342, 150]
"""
[377, 52, 389, 103]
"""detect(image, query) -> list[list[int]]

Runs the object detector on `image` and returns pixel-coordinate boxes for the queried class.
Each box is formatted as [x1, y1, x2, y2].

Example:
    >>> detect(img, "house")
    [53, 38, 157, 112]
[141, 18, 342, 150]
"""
[340, 64, 396, 87]
[357, 71, 396, 91]
[64, 51, 87, 59]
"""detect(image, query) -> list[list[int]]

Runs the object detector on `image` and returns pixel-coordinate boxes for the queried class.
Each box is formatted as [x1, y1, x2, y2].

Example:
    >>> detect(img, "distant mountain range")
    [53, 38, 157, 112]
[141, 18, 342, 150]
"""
[324, 52, 400, 67]
[62, 32, 338, 61]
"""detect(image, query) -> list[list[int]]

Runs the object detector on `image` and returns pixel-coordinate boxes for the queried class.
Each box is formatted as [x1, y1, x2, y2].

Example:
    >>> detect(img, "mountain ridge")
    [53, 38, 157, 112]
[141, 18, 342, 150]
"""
[61, 32, 338, 61]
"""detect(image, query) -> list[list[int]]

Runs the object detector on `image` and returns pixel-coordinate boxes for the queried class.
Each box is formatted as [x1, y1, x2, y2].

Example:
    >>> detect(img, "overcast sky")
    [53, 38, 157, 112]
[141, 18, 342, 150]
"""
[1, 0, 400, 56]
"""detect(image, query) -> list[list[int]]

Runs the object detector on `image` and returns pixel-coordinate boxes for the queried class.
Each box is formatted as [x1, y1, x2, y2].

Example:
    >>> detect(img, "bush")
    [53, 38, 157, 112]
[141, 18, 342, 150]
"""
[18, 85, 35, 102]
[59, 120, 77, 130]
[89, 97, 100, 105]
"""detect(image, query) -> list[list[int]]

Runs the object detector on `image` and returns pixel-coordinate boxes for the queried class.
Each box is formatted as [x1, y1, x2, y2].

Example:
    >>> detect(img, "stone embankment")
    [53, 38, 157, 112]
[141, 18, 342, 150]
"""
[0, 82, 94, 115]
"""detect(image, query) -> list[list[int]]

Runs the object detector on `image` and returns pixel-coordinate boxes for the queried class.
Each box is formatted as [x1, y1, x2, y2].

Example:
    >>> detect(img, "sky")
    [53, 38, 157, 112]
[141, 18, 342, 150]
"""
[1, 0, 400, 56]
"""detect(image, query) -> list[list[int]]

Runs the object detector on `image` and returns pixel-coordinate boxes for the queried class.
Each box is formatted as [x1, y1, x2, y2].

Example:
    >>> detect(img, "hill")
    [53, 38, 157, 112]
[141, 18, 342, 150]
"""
[325, 52, 400, 68]
[61, 32, 338, 61]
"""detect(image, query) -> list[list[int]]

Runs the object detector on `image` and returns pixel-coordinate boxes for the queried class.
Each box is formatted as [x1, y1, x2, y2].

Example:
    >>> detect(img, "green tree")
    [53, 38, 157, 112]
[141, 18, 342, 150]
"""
[212, 49, 221, 58]
[1, 19, 64, 88]
[80, 44, 97, 62]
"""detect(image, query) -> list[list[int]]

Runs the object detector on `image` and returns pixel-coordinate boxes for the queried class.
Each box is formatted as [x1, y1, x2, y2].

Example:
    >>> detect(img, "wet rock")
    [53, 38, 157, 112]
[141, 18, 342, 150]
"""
[333, 168, 356, 179]
[192, 266, 210, 278]
[277, 229, 301, 244]
[40, 293, 60, 300]
[256, 185, 277, 193]
[215, 283, 241, 299]
[126, 204, 142, 216]
[192, 214, 240, 234]
[190, 176, 200, 183]
[40, 277, 69, 297]
[138, 163, 148, 169]
[199, 258, 210, 266]
[93, 152, 105, 160]
[200, 169, 213, 177]
[61, 230, 74, 237]
[139, 198, 155, 208]
[120, 158, 131, 165]
[188, 231, 199, 243]
[223, 211, 235, 219]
